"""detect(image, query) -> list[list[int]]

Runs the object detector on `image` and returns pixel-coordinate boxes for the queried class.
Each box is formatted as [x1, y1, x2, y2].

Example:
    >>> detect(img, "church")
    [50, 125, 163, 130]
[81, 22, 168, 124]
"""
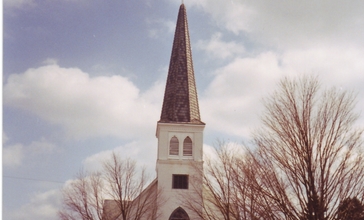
[105, 3, 206, 220]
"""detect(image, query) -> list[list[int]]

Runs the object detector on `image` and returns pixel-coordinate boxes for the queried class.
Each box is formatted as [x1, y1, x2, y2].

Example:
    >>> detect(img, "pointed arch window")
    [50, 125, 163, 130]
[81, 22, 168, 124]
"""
[183, 136, 192, 156]
[170, 136, 179, 155]
[169, 207, 190, 220]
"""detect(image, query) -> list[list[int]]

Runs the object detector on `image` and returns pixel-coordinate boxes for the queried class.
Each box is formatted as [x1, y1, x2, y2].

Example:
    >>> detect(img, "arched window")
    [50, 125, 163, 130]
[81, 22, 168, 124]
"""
[170, 136, 179, 155]
[169, 207, 190, 220]
[183, 137, 192, 156]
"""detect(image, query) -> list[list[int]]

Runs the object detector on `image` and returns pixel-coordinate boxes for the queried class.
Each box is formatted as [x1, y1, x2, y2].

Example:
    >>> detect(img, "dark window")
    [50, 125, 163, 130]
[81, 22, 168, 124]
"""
[169, 207, 190, 220]
[170, 136, 179, 155]
[183, 136, 192, 156]
[172, 175, 188, 189]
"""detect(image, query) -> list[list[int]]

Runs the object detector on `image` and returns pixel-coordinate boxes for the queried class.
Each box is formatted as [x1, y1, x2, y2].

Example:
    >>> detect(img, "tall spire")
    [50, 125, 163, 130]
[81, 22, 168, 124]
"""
[159, 4, 204, 125]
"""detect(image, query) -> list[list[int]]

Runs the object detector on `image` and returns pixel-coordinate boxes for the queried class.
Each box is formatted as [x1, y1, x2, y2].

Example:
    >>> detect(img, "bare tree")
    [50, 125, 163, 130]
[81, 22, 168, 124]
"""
[232, 152, 275, 220]
[102, 153, 161, 220]
[59, 152, 161, 220]
[182, 76, 364, 220]
[249, 75, 364, 220]
[184, 142, 247, 220]
[59, 170, 104, 220]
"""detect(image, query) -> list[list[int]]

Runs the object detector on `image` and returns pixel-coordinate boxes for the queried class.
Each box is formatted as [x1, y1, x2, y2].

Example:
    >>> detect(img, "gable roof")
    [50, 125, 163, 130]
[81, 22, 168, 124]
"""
[159, 4, 204, 125]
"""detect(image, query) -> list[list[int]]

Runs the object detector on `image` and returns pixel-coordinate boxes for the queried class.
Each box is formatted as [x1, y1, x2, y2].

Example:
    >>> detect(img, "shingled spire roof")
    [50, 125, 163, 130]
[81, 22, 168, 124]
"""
[159, 4, 204, 125]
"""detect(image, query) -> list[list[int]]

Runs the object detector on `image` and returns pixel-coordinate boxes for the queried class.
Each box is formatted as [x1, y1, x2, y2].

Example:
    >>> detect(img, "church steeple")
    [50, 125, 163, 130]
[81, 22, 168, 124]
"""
[159, 4, 204, 125]
[155, 5, 205, 219]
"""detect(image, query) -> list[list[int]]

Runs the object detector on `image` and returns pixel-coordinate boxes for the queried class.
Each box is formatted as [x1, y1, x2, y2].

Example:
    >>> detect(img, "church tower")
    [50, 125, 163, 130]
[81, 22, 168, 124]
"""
[156, 3, 205, 220]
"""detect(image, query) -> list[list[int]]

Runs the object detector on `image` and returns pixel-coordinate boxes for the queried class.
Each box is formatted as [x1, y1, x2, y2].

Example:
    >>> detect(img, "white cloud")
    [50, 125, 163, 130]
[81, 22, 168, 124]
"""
[3, 132, 9, 145]
[200, 52, 285, 137]
[203, 142, 246, 161]
[3, 144, 24, 167]
[190, 1, 364, 134]
[186, 0, 364, 49]
[83, 139, 158, 176]
[281, 46, 364, 126]
[197, 32, 245, 60]
[245, 0, 364, 48]
[146, 18, 175, 39]
[200, 46, 364, 138]
[42, 58, 58, 65]
[188, 0, 364, 133]
[4, 0, 90, 10]
[4, 189, 61, 220]
[3, 137, 57, 167]
[3, 0, 34, 9]
[3, 64, 162, 140]
[186, 0, 254, 35]
[282, 46, 364, 89]
[28, 137, 57, 155]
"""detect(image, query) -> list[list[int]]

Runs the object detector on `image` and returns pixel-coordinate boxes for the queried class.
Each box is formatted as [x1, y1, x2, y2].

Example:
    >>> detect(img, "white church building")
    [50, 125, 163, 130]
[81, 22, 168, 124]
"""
[105, 4, 207, 220]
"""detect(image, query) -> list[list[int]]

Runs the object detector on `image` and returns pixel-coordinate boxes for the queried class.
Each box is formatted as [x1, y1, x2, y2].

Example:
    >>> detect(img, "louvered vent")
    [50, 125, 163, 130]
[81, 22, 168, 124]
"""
[169, 136, 179, 155]
[183, 136, 192, 156]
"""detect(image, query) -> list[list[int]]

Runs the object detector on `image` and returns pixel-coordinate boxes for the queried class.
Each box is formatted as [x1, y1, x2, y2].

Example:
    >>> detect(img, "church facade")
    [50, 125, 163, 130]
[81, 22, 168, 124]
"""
[108, 4, 206, 220]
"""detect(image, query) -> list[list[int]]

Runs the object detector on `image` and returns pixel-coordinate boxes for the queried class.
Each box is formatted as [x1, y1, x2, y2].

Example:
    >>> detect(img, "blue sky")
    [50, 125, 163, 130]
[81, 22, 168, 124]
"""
[3, 0, 364, 219]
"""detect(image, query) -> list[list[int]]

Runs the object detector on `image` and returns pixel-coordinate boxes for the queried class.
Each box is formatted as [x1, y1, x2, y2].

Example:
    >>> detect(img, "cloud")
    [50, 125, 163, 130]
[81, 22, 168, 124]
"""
[196, 32, 245, 60]
[186, 0, 364, 136]
[187, 0, 364, 49]
[3, 0, 34, 9]
[200, 45, 364, 138]
[42, 58, 58, 65]
[203, 142, 246, 161]
[3, 132, 9, 145]
[4, 189, 61, 220]
[4, 63, 163, 140]
[4, 0, 89, 10]
[28, 137, 57, 155]
[200, 52, 285, 137]
[281, 46, 364, 89]
[186, 0, 254, 35]
[247, 1, 364, 49]
[146, 18, 175, 39]
[3, 144, 24, 167]
[3, 137, 57, 167]
[281, 46, 364, 126]
[83, 139, 158, 176]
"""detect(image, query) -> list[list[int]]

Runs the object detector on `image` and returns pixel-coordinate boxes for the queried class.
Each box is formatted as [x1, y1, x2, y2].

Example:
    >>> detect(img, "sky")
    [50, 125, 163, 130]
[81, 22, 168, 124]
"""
[3, 0, 364, 219]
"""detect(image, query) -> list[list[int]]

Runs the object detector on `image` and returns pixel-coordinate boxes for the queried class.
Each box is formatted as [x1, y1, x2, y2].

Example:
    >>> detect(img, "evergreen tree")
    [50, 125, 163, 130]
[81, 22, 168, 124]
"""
[337, 197, 364, 220]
